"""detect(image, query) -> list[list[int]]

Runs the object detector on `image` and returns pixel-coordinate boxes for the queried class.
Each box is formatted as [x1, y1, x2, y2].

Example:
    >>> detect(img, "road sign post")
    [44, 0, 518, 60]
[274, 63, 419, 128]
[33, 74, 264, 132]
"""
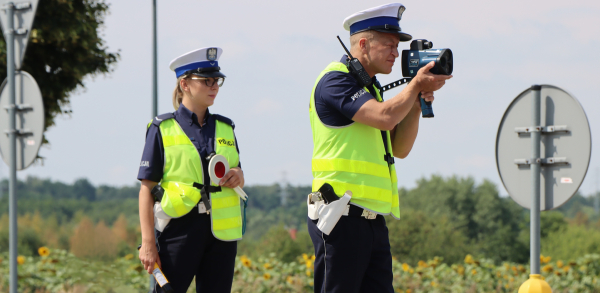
[0, 1, 40, 292]
[5, 4, 16, 292]
[496, 84, 591, 293]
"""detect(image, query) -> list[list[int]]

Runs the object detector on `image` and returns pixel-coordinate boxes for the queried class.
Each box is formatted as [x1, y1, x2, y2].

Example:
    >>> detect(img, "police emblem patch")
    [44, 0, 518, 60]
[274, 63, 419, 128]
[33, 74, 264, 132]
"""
[207, 48, 218, 61]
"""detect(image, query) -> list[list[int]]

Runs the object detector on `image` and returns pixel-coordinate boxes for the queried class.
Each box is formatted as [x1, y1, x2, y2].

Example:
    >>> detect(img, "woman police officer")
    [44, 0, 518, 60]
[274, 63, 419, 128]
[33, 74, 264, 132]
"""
[137, 47, 245, 293]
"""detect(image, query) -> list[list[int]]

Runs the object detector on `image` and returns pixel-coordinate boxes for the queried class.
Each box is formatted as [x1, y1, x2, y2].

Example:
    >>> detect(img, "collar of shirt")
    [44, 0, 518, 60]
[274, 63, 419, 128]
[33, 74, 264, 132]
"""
[177, 103, 210, 126]
[340, 54, 381, 90]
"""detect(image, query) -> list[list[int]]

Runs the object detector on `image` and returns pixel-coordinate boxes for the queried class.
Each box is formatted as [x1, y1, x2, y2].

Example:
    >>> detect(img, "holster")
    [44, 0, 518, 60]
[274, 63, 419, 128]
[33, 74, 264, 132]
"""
[306, 184, 352, 235]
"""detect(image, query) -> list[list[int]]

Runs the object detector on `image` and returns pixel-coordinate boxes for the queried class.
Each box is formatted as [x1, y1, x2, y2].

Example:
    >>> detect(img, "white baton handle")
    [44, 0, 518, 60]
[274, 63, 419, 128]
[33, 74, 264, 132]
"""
[234, 186, 248, 201]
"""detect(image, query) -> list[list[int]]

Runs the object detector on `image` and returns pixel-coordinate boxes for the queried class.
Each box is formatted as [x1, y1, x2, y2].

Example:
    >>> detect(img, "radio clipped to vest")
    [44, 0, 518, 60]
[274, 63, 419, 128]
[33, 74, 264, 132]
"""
[336, 36, 372, 88]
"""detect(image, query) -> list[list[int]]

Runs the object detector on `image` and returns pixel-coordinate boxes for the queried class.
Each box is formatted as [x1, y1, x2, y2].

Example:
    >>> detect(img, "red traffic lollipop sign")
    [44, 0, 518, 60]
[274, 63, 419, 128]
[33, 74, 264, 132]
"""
[208, 155, 248, 201]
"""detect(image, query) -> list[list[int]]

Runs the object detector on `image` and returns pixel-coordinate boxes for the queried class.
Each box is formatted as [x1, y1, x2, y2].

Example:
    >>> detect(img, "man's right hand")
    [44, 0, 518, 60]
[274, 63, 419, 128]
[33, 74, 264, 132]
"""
[139, 241, 161, 274]
[413, 61, 452, 93]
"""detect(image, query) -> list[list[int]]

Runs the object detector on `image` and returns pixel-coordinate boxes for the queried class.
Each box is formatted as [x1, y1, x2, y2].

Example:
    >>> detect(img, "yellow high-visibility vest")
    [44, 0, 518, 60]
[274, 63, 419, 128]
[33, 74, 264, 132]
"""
[149, 114, 243, 241]
[309, 62, 400, 218]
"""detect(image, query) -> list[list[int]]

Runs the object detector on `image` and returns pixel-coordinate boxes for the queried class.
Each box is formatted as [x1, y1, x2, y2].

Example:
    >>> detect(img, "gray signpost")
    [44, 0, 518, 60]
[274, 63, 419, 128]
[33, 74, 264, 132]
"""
[496, 84, 591, 291]
[0, 1, 40, 292]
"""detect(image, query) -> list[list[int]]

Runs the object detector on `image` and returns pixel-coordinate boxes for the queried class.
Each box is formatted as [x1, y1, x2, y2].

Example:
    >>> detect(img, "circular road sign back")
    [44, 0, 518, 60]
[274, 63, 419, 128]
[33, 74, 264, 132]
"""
[496, 85, 591, 210]
[0, 71, 45, 170]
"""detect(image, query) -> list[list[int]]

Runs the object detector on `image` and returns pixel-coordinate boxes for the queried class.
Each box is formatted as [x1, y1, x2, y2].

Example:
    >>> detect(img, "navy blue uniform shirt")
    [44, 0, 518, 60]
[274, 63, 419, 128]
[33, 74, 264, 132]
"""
[137, 104, 241, 183]
[314, 55, 385, 127]
[315, 55, 390, 152]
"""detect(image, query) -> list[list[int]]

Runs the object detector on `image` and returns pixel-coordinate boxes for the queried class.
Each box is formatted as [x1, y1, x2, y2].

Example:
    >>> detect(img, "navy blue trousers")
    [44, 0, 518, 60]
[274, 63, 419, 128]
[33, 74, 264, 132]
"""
[154, 208, 237, 293]
[307, 215, 394, 293]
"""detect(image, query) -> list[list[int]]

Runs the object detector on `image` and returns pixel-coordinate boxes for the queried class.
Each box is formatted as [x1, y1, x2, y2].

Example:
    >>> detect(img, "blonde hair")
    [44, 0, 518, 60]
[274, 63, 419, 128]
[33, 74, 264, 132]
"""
[172, 74, 188, 110]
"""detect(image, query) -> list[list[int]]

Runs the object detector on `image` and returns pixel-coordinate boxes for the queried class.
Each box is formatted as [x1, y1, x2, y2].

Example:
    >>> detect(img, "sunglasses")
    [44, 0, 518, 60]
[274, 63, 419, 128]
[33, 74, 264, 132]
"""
[188, 77, 225, 87]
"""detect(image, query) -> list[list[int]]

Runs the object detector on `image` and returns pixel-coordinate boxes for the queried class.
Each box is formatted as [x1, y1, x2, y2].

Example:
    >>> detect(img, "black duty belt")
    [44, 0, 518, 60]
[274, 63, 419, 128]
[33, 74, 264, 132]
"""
[193, 182, 222, 212]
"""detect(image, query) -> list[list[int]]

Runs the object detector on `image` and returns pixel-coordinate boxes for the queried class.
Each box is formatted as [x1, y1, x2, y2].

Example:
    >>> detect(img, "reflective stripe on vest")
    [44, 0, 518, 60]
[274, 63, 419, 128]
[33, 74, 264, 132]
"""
[153, 117, 243, 241]
[210, 120, 242, 241]
[309, 62, 400, 219]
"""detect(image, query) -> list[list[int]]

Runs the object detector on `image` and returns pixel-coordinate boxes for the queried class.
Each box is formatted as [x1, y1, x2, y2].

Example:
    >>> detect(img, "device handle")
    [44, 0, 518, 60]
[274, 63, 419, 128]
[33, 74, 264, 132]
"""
[419, 93, 434, 118]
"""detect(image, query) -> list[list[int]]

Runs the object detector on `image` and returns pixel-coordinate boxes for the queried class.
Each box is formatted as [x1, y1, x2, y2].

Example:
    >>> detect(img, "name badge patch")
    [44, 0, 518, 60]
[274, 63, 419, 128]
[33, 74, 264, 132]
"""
[217, 138, 235, 147]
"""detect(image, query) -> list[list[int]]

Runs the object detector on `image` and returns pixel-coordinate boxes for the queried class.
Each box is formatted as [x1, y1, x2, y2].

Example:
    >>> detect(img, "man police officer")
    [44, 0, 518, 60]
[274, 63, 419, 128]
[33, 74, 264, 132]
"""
[307, 3, 452, 292]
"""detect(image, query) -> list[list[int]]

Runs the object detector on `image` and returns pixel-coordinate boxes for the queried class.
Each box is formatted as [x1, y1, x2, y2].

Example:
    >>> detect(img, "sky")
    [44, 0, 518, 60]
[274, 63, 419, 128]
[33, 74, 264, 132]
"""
[4, 0, 600, 197]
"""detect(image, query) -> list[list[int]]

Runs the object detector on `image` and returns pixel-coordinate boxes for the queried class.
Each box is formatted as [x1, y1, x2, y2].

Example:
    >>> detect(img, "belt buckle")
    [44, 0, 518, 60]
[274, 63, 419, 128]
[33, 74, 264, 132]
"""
[361, 209, 377, 220]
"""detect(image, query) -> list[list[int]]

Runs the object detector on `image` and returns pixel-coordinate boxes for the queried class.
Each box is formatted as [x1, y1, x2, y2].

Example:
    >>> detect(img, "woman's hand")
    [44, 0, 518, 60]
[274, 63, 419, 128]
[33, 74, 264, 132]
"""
[139, 241, 161, 274]
[219, 167, 244, 188]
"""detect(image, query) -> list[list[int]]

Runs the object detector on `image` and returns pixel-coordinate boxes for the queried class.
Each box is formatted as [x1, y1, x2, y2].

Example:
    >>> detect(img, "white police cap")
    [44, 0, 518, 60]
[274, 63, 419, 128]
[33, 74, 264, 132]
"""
[343, 3, 412, 42]
[168, 47, 225, 78]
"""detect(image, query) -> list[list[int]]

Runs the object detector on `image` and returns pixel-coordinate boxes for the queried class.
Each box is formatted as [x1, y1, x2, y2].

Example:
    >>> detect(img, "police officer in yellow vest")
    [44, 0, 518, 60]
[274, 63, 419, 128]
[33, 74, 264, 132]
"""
[307, 4, 452, 292]
[138, 47, 245, 293]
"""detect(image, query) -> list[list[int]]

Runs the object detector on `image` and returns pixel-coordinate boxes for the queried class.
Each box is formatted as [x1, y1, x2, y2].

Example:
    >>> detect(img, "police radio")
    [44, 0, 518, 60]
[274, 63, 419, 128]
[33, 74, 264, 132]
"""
[336, 36, 372, 88]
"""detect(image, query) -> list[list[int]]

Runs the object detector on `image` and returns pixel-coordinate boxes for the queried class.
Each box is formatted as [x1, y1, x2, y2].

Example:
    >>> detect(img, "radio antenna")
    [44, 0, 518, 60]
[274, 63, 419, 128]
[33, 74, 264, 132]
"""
[337, 36, 354, 59]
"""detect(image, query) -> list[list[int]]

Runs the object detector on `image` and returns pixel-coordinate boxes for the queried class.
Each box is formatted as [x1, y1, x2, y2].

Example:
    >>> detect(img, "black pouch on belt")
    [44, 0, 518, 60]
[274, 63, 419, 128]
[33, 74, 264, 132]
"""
[151, 185, 164, 202]
[319, 183, 340, 204]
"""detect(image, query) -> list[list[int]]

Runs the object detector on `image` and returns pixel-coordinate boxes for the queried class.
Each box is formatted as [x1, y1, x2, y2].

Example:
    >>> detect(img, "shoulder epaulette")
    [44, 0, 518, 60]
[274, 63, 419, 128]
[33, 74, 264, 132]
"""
[212, 114, 235, 129]
[151, 112, 175, 127]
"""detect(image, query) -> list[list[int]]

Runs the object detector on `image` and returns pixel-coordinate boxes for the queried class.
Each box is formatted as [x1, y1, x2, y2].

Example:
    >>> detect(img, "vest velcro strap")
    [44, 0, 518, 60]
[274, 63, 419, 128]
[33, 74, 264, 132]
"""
[384, 153, 395, 165]
[312, 158, 390, 179]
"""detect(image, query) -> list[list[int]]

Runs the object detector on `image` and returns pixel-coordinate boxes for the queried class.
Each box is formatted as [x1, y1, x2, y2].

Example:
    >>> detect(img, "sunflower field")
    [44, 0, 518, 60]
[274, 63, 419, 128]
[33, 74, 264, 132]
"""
[1, 248, 600, 293]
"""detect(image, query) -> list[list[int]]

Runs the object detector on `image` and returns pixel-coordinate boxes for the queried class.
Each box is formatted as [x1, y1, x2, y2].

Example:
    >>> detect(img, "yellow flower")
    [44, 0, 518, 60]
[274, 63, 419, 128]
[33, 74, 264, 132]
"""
[402, 263, 410, 272]
[563, 266, 571, 273]
[409, 268, 414, 274]
[38, 247, 50, 257]
[457, 265, 465, 276]
[542, 264, 553, 273]
[417, 260, 428, 268]
[17, 256, 25, 265]
[306, 269, 311, 277]
[406, 289, 412, 293]
[471, 269, 477, 275]
[240, 255, 251, 267]
[306, 260, 313, 269]
[263, 273, 271, 280]
[556, 260, 563, 268]
[263, 263, 272, 269]
[464, 254, 474, 264]
[518, 265, 526, 273]
[124, 254, 134, 260]
[286, 276, 293, 284]
[309, 281, 314, 286]
[540, 255, 551, 264]
[302, 253, 309, 261]
[392, 256, 398, 261]
[311, 255, 315, 261]
[431, 281, 438, 287]
[554, 271, 562, 276]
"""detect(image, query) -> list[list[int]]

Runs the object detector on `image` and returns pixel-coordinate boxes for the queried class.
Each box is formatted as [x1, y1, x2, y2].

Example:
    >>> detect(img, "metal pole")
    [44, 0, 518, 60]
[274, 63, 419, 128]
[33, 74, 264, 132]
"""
[149, 2, 158, 291]
[6, 3, 18, 292]
[530, 85, 541, 275]
[152, 0, 157, 118]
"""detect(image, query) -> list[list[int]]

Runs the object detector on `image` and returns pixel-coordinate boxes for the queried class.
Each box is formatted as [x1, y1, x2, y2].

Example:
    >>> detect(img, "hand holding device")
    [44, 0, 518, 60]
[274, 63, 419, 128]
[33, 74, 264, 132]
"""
[208, 154, 248, 201]
[137, 244, 173, 293]
[401, 39, 453, 118]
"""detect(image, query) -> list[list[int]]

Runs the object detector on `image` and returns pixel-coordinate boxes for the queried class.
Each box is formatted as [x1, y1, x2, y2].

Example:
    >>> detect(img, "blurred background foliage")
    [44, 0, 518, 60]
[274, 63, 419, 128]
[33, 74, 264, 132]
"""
[0, 174, 598, 266]
[0, 0, 119, 145]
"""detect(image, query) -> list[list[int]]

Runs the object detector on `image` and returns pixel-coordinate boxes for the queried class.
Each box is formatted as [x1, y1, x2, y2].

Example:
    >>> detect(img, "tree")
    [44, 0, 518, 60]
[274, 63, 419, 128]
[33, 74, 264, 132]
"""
[0, 0, 119, 144]
[73, 178, 96, 201]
